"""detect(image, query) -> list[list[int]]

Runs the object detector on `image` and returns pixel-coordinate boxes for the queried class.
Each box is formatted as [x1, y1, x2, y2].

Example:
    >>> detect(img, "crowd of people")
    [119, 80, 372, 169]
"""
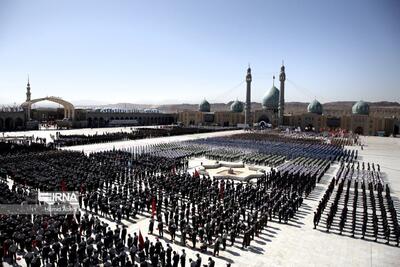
[189, 133, 355, 162]
[52, 127, 235, 147]
[0, 131, 394, 267]
[313, 161, 400, 246]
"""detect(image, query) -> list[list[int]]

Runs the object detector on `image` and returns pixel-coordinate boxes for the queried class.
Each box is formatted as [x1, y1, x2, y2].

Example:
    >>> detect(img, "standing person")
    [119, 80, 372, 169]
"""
[166, 244, 172, 267]
[195, 254, 202, 267]
[222, 232, 227, 250]
[149, 219, 154, 235]
[122, 226, 127, 245]
[230, 230, 236, 246]
[181, 227, 187, 246]
[180, 249, 186, 267]
[9, 241, 18, 264]
[213, 237, 220, 256]
[158, 220, 164, 237]
[133, 232, 138, 248]
[160, 247, 166, 267]
[128, 234, 133, 248]
[129, 244, 137, 263]
[170, 223, 177, 242]
[208, 257, 215, 267]
[144, 237, 150, 258]
[191, 231, 197, 249]
[173, 251, 180, 267]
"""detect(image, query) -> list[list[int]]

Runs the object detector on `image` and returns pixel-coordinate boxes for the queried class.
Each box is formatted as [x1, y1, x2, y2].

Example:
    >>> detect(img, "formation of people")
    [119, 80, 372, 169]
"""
[0, 131, 392, 267]
[313, 161, 400, 246]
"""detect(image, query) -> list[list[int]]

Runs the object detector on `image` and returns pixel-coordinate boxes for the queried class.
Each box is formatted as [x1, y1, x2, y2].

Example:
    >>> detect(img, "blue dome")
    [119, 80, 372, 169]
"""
[352, 100, 369, 115]
[262, 86, 279, 109]
[307, 99, 323, 115]
[230, 100, 244, 113]
[199, 99, 210, 112]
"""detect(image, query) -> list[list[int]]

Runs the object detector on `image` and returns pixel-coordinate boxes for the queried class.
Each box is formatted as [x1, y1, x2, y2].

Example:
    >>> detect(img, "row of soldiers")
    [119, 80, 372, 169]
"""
[313, 168, 400, 246]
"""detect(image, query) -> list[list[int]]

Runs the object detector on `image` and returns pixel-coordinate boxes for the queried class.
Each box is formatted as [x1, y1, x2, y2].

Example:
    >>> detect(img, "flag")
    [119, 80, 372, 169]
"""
[80, 183, 85, 193]
[171, 165, 176, 175]
[61, 179, 67, 192]
[151, 197, 156, 218]
[219, 182, 224, 200]
[138, 230, 145, 250]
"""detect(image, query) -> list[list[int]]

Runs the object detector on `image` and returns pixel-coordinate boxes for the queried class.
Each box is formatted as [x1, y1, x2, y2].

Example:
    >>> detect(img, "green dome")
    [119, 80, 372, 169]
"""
[352, 100, 369, 115]
[307, 99, 323, 115]
[230, 100, 244, 113]
[199, 99, 210, 112]
[262, 86, 279, 109]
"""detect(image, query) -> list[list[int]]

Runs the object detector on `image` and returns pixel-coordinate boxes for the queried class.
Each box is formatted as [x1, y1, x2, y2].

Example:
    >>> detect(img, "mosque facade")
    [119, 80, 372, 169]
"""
[177, 65, 399, 136]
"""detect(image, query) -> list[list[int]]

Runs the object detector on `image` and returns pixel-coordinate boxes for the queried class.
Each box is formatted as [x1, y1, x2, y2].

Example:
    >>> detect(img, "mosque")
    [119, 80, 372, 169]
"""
[0, 65, 398, 135]
[178, 65, 399, 136]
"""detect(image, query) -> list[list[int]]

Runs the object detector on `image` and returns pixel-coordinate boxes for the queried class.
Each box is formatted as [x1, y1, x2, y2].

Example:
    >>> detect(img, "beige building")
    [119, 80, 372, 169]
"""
[177, 99, 398, 136]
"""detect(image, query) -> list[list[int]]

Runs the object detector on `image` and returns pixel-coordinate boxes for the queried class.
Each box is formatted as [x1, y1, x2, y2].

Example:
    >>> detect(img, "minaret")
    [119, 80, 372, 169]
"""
[278, 63, 286, 125]
[245, 66, 252, 126]
[26, 76, 31, 120]
[26, 76, 31, 101]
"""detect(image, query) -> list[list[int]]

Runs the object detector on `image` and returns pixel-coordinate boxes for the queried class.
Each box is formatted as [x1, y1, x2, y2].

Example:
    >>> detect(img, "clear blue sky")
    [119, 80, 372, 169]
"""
[1, 0, 399, 106]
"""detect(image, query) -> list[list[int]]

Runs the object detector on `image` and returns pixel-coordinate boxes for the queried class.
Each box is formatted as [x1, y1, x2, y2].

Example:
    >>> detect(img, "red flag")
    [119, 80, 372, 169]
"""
[171, 165, 176, 175]
[194, 169, 200, 178]
[80, 183, 85, 193]
[138, 230, 145, 250]
[61, 179, 67, 192]
[151, 197, 156, 218]
[219, 182, 224, 200]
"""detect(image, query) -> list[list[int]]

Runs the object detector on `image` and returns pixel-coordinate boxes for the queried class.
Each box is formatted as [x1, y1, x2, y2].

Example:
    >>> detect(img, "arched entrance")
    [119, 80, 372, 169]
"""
[99, 117, 105, 127]
[21, 96, 75, 120]
[0, 118, 3, 130]
[93, 117, 99, 127]
[394, 124, 399, 135]
[15, 117, 24, 129]
[87, 117, 93, 127]
[5, 118, 14, 131]
[257, 115, 270, 124]
[354, 126, 364, 135]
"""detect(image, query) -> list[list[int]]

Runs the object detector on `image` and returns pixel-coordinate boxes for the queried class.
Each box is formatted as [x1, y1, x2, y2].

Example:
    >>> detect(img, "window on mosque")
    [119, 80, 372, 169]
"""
[203, 113, 214, 123]
[327, 117, 341, 128]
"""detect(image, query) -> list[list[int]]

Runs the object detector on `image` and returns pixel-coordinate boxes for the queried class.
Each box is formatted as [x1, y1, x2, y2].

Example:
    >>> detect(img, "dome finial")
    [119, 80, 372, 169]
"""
[273, 76, 275, 86]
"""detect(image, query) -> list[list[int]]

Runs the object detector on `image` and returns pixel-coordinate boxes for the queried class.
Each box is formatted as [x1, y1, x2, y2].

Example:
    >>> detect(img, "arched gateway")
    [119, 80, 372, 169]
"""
[21, 96, 75, 120]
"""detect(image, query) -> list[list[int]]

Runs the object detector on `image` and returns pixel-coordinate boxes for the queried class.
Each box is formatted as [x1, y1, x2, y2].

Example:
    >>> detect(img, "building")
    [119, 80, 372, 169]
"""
[0, 79, 177, 131]
[1, 71, 398, 135]
[177, 65, 399, 136]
